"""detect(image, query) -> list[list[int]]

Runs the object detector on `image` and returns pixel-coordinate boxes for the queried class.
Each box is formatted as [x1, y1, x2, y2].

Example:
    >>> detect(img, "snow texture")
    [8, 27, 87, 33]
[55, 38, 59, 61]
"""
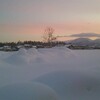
[0, 82, 58, 100]
[0, 47, 100, 100]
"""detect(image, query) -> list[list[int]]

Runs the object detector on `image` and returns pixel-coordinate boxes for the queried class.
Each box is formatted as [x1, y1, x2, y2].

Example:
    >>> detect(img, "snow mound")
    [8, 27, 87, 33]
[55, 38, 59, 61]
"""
[18, 48, 27, 55]
[4, 48, 44, 65]
[4, 47, 76, 65]
[27, 48, 45, 63]
[38, 47, 77, 63]
[4, 48, 29, 65]
[0, 48, 100, 100]
[0, 82, 58, 100]
[35, 71, 100, 100]
[27, 48, 39, 55]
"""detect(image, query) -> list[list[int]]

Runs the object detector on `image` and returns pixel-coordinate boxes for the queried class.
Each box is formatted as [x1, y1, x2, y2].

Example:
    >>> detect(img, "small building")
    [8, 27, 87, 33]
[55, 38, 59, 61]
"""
[0, 47, 3, 51]
[3, 46, 12, 51]
[17, 45, 24, 49]
[24, 44, 32, 49]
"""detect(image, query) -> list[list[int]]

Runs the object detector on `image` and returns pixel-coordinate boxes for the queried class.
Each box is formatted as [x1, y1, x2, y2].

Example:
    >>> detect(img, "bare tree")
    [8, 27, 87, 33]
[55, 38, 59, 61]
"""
[43, 27, 56, 43]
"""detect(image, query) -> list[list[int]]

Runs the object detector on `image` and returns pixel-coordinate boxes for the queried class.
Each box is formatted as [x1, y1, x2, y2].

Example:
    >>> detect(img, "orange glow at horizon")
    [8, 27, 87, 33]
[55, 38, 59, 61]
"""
[0, 21, 100, 42]
[1, 21, 100, 34]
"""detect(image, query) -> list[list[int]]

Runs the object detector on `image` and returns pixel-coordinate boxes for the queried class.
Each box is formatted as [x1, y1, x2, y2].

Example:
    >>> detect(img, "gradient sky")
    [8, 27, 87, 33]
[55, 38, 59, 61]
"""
[0, 0, 100, 42]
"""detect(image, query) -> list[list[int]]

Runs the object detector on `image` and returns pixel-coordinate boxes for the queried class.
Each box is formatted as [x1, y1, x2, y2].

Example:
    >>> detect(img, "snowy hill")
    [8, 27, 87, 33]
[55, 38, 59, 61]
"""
[93, 39, 100, 46]
[0, 47, 100, 100]
[66, 38, 100, 46]
[70, 38, 92, 45]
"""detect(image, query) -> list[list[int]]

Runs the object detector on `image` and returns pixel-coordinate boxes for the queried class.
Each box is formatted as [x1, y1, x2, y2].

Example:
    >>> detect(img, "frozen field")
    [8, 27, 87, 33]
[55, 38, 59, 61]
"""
[0, 47, 100, 100]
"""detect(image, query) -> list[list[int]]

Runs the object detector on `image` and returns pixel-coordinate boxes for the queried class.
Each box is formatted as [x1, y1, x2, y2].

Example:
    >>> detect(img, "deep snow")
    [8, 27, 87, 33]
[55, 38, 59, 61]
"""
[0, 47, 100, 100]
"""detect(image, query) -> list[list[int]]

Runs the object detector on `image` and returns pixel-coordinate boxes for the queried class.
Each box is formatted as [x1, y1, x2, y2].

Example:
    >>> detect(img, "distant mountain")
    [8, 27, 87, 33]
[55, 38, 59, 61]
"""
[67, 38, 92, 46]
[66, 38, 100, 46]
[70, 33, 100, 37]
[93, 39, 100, 46]
[94, 39, 100, 43]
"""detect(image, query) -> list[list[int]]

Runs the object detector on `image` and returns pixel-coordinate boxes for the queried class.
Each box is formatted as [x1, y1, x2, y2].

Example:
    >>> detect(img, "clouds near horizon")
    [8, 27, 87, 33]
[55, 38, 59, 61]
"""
[70, 33, 100, 38]
[0, 0, 100, 41]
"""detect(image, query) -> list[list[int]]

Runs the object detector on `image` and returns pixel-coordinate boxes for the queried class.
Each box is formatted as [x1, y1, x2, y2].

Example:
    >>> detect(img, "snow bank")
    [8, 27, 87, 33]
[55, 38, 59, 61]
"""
[4, 48, 43, 65]
[35, 71, 100, 100]
[0, 82, 58, 100]
[4, 47, 76, 65]
[0, 47, 100, 100]
[4, 48, 29, 65]
[37, 47, 77, 64]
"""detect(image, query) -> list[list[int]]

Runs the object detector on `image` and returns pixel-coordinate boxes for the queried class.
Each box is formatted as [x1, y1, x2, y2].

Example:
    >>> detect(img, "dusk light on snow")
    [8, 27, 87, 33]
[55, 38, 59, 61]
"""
[0, 0, 100, 100]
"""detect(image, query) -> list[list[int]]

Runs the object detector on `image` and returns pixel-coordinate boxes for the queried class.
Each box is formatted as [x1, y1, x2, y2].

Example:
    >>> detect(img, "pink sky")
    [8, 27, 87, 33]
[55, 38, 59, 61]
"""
[0, 0, 100, 42]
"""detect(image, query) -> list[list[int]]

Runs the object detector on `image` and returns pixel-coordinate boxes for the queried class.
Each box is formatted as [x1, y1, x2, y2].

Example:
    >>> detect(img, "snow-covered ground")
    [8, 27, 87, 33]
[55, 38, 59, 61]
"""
[0, 47, 100, 100]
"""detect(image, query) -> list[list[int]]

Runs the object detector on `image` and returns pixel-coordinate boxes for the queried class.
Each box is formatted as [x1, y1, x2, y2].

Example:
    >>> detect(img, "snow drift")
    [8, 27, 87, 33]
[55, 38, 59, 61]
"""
[4, 47, 76, 65]
[0, 47, 100, 100]
[0, 82, 58, 100]
[35, 71, 100, 100]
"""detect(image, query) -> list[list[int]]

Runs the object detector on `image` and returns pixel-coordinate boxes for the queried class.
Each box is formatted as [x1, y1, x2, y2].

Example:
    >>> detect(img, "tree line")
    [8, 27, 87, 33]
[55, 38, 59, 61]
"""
[0, 41, 65, 48]
[0, 27, 65, 47]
